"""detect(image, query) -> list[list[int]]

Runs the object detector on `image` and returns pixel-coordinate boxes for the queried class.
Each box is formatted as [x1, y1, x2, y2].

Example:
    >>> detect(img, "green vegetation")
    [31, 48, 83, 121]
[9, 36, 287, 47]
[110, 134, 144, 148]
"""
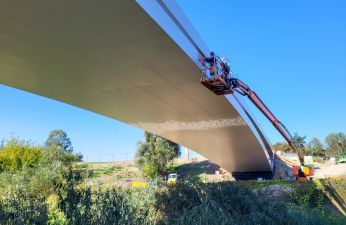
[1, 175, 345, 225]
[272, 133, 307, 154]
[273, 131, 346, 158]
[293, 132, 307, 152]
[0, 131, 88, 224]
[90, 166, 123, 177]
[306, 138, 325, 157]
[325, 132, 346, 157]
[45, 129, 83, 164]
[0, 138, 43, 172]
[166, 162, 183, 172]
[0, 132, 346, 224]
[135, 131, 180, 179]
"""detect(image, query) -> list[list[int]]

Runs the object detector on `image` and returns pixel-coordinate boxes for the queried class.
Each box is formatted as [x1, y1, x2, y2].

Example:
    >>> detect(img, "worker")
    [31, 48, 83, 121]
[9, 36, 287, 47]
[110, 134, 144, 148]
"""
[220, 58, 231, 80]
[219, 57, 235, 90]
[204, 51, 217, 76]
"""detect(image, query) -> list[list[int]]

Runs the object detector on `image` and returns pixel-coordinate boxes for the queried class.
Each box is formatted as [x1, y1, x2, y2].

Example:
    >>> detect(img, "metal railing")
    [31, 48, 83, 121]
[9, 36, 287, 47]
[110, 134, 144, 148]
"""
[199, 55, 233, 79]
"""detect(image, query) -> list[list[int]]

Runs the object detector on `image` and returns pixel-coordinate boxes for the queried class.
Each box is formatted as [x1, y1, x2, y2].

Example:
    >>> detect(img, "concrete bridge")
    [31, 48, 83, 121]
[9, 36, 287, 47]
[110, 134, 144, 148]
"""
[0, 0, 274, 177]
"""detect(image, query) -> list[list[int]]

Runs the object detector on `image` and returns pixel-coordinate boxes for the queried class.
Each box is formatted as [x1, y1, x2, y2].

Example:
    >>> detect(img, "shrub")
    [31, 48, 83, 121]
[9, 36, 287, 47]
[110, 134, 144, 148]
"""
[0, 138, 43, 172]
[1, 178, 345, 225]
[143, 164, 157, 179]
[136, 132, 180, 179]
[0, 188, 48, 224]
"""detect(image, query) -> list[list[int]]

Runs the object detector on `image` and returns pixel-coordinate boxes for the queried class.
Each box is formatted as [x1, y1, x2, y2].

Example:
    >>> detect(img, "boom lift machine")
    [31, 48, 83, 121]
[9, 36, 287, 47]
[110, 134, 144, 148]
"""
[199, 55, 313, 180]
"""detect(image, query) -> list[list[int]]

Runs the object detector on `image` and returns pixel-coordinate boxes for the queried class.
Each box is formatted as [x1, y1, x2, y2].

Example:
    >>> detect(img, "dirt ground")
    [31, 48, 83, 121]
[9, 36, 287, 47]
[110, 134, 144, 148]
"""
[313, 162, 346, 179]
[78, 158, 346, 189]
[78, 158, 233, 189]
[181, 157, 346, 181]
[77, 161, 142, 189]
[275, 155, 346, 179]
[173, 158, 234, 182]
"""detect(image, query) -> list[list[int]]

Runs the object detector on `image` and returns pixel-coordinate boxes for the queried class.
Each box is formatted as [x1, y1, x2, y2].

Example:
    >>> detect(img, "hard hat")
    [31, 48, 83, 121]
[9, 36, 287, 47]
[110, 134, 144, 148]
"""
[210, 51, 215, 56]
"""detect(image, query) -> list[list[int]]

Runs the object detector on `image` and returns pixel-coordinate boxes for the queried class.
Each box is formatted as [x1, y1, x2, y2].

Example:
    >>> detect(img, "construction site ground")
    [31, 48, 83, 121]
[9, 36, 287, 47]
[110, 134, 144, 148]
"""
[275, 155, 346, 180]
[313, 162, 346, 179]
[75, 158, 346, 216]
[76, 157, 346, 189]
[76, 157, 233, 189]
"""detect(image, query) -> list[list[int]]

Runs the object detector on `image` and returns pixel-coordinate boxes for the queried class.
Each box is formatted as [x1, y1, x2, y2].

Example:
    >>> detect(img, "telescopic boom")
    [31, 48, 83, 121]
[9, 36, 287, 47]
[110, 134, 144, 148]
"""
[228, 78, 305, 165]
[199, 56, 305, 165]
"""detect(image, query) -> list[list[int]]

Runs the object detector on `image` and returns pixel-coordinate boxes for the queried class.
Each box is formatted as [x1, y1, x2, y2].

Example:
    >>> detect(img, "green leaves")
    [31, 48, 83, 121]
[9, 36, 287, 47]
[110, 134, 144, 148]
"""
[325, 132, 346, 157]
[136, 132, 180, 179]
[306, 138, 325, 157]
[273, 132, 346, 157]
[0, 129, 82, 173]
[292, 133, 306, 152]
[0, 138, 43, 172]
[45, 130, 83, 164]
[45, 130, 73, 154]
[272, 142, 291, 152]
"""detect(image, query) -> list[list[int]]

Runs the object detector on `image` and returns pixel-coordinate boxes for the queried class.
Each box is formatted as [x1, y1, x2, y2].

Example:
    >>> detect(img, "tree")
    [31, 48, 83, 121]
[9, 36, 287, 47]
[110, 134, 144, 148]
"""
[272, 133, 306, 154]
[292, 133, 306, 153]
[135, 132, 180, 179]
[325, 132, 346, 157]
[45, 130, 82, 164]
[45, 130, 73, 154]
[272, 142, 291, 152]
[305, 138, 325, 156]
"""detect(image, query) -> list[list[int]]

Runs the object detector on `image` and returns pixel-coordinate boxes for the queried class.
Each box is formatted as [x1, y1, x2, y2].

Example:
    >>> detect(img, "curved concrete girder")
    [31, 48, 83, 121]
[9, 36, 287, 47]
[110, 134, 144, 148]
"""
[0, 0, 273, 173]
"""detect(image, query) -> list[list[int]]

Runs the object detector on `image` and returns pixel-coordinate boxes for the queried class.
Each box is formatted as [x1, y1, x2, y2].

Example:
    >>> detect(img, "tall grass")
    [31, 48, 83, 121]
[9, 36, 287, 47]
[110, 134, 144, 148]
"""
[1, 172, 345, 224]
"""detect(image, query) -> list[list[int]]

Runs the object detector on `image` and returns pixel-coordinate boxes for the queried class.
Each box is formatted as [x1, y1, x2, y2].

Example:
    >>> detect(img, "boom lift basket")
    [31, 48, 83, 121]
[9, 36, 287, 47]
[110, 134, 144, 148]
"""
[200, 75, 233, 95]
[199, 55, 234, 96]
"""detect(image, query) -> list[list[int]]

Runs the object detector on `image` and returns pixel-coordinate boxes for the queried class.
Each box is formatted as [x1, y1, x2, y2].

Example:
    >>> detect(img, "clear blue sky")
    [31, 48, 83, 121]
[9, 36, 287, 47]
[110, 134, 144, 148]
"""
[1, 1, 345, 160]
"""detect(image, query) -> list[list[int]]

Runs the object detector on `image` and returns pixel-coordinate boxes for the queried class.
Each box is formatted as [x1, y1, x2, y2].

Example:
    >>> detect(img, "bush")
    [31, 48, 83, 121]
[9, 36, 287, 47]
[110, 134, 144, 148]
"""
[0, 188, 48, 224]
[1, 177, 345, 225]
[0, 135, 344, 225]
[143, 164, 157, 179]
[0, 138, 43, 172]
[165, 181, 342, 225]
[136, 132, 180, 179]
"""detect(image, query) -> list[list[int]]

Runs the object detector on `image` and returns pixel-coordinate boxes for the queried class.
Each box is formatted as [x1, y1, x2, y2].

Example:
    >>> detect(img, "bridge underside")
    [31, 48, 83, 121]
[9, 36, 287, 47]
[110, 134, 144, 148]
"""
[0, 0, 273, 174]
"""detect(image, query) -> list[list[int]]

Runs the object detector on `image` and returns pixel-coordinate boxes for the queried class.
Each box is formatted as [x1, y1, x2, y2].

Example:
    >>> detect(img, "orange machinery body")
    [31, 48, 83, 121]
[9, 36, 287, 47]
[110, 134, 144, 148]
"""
[292, 165, 314, 181]
[277, 155, 314, 180]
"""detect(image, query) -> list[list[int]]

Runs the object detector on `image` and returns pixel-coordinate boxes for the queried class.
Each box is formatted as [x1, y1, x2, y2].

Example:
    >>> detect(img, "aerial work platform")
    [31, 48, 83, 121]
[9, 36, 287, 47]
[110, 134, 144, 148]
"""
[199, 52, 313, 180]
[200, 75, 233, 96]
